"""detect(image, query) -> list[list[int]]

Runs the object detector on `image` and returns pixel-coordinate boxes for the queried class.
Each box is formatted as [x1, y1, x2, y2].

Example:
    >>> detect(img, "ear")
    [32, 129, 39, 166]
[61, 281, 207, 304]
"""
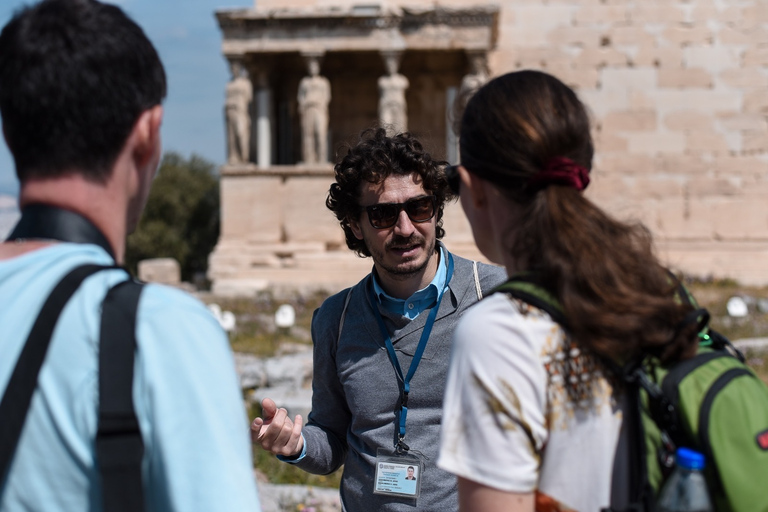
[132, 105, 163, 169]
[459, 165, 488, 209]
[349, 214, 365, 240]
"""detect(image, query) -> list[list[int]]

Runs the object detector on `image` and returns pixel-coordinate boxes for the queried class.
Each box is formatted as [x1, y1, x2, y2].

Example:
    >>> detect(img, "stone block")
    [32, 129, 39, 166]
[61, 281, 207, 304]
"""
[657, 155, 712, 175]
[574, 5, 628, 24]
[688, 178, 742, 197]
[513, 47, 569, 69]
[712, 155, 768, 176]
[627, 132, 686, 155]
[138, 258, 181, 285]
[598, 154, 656, 174]
[629, 91, 655, 109]
[717, 113, 767, 132]
[602, 109, 657, 132]
[743, 47, 768, 67]
[547, 26, 603, 47]
[574, 46, 629, 68]
[719, 68, 768, 89]
[658, 68, 713, 88]
[685, 130, 733, 155]
[585, 176, 631, 210]
[283, 176, 343, 243]
[663, 26, 713, 46]
[633, 45, 683, 68]
[221, 175, 282, 242]
[718, 26, 752, 45]
[501, 25, 549, 47]
[489, 50, 518, 74]
[579, 89, 629, 118]
[652, 197, 715, 240]
[594, 131, 629, 153]
[743, 3, 768, 23]
[632, 176, 685, 200]
[684, 45, 743, 72]
[664, 111, 714, 132]
[600, 68, 657, 91]
[744, 89, 768, 113]
[517, 4, 575, 27]
[743, 130, 768, 154]
[650, 90, 741, 112]
[690, 4, 740, 24]
[608, 26, 656, 47]
[629, 4, 686, 24]
[551, 66, 600, 90]
[713, 198, 768, 239]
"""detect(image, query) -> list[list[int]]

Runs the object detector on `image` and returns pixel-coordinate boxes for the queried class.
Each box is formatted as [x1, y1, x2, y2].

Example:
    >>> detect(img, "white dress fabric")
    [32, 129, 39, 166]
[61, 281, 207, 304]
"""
[438, 293, 624, 512]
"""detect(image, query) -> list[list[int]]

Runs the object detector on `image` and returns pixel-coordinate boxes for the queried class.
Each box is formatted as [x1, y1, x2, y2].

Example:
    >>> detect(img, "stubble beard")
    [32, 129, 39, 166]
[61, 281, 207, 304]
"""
[369, 233, 437, 282]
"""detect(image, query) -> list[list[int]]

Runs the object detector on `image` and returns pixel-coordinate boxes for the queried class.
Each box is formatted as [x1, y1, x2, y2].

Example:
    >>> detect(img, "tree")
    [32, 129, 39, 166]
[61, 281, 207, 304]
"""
[125, 152, 220, 285]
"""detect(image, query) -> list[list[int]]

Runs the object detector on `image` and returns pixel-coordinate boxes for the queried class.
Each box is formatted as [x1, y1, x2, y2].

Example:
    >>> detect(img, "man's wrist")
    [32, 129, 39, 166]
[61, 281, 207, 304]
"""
[277, 433, 307, 464]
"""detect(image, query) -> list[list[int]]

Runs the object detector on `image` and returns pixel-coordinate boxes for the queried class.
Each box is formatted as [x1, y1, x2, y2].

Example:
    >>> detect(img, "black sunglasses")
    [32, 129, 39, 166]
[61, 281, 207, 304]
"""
[445, 164, 461, 196]
[363, 195, 437, 229]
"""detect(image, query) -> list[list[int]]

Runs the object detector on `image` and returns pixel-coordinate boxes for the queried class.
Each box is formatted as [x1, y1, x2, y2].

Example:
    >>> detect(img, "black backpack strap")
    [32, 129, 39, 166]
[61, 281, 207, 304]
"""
[97, 279, 146, 512]
[0, 263, 118, 487]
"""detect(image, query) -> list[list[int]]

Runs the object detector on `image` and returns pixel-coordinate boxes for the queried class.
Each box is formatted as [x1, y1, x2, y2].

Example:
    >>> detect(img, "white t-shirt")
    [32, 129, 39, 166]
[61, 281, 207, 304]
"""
[438, 293, 624, 512]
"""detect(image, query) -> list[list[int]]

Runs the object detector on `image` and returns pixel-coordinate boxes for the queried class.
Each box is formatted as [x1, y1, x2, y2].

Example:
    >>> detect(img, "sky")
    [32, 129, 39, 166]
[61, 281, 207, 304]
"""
[0, 0, 255, 197]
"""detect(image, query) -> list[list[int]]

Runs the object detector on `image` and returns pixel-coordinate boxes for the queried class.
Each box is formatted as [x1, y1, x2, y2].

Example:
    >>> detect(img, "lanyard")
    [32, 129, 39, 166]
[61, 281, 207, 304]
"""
[7, 203, 115, 260]
[368, 252, 454, 452]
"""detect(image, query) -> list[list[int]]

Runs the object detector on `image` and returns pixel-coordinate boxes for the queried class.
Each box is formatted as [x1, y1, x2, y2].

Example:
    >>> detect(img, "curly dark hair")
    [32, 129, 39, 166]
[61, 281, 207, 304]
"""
[326, 128, 451, 257]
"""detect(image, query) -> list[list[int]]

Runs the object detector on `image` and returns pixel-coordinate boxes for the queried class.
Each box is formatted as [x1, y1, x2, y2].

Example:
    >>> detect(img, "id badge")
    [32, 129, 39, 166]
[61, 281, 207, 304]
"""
[373, 448, 424, 499]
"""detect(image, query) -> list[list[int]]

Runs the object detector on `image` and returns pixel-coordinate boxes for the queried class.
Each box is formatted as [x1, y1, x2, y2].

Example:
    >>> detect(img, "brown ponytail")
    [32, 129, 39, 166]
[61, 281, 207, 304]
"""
[460, 70, 698, 365]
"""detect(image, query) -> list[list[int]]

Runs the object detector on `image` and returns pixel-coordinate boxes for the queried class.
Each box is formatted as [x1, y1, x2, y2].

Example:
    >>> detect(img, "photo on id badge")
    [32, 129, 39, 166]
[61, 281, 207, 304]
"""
[373, 452, 423, 499]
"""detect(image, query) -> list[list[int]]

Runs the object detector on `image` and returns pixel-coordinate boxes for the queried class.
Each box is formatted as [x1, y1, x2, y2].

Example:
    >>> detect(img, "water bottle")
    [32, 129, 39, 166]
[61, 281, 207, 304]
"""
[657, 447, 713, 512]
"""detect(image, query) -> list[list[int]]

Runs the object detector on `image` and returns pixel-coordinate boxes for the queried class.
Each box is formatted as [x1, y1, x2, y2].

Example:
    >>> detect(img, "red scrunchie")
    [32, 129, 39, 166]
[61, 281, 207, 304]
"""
[526, 157, 590, 192]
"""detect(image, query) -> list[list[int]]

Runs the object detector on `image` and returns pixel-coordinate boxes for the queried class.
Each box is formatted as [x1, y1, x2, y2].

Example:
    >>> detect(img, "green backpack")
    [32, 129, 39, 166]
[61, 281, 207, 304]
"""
[495, 275, 768, 512]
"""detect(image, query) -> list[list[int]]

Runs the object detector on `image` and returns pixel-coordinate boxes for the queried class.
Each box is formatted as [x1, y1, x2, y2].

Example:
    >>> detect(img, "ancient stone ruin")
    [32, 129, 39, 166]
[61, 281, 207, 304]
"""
[210, 0, 768, 294]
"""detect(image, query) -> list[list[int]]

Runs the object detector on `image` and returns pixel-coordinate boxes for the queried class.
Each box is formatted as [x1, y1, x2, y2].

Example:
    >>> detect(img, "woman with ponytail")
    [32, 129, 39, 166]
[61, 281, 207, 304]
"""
[436, 70, 699, 511]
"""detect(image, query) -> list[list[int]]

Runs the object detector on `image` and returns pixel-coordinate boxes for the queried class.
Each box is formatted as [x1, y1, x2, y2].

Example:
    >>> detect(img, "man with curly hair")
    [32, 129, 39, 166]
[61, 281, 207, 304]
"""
[252, 128, 506, 511]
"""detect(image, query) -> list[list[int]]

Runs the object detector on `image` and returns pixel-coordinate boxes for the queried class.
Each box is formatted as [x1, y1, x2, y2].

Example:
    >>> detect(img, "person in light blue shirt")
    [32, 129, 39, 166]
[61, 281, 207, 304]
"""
[0, 1, 260, 510]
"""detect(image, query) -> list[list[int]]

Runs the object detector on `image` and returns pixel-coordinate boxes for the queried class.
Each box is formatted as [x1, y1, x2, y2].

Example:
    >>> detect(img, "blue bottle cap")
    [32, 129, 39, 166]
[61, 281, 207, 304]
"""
[676, 447, 706, 470]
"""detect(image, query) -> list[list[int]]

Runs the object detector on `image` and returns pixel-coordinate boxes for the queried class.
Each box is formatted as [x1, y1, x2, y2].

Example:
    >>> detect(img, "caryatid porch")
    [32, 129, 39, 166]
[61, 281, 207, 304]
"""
[210, 4, 498, 295]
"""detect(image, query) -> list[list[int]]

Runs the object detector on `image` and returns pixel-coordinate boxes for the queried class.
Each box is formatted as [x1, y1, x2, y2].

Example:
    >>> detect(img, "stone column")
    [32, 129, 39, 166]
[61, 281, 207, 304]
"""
[255, 72, 272, 168]
[297, 52, 331, 164]
[378, 51, 408, 135]
[446, 86, 459, 164]
[225, 60, 253, 164]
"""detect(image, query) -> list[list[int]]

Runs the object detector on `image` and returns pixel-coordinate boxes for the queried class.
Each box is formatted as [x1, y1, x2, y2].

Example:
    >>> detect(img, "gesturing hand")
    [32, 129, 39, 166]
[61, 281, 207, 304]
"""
[250, 397, 304, 458]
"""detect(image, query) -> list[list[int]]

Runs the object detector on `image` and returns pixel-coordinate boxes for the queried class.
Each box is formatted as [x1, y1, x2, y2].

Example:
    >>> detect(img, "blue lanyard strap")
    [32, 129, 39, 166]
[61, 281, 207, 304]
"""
[368, 253, 455, 451]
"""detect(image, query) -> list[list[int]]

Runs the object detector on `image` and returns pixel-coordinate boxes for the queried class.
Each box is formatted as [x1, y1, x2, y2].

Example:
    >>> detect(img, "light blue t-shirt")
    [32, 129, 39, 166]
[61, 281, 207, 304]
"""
[0, 243, 261, 512]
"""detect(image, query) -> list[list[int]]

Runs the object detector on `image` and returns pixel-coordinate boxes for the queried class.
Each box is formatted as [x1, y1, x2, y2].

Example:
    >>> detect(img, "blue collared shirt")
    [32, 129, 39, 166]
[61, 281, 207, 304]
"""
[372, 246, 448, 320]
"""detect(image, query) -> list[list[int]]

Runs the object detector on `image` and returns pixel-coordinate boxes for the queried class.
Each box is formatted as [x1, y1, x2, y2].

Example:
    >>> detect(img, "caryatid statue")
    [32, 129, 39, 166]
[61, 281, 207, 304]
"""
[225, 61, 253, 164]
[460, 51, 489, 100]
[378, 52, 409, 134]
[297, 56, 331, 164]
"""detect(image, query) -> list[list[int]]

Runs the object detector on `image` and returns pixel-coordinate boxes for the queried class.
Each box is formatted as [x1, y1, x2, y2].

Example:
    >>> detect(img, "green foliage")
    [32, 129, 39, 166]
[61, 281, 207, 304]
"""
[125, 152, 219, 283]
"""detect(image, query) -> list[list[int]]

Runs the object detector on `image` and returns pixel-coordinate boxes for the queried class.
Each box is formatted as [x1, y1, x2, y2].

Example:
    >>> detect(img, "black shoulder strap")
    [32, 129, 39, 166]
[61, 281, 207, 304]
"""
[97, 279, 146, 512]
[0, 263, 119, 488]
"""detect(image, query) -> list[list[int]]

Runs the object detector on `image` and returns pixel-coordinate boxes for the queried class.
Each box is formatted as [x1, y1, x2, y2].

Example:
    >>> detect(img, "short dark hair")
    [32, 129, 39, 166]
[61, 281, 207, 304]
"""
[326, 128, 451, 257]
[0, 0, 167, 182]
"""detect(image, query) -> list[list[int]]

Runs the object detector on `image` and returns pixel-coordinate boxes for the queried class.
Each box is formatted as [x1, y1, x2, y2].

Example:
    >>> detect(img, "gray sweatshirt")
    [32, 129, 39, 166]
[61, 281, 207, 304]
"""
[293, 247, 507, 511]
